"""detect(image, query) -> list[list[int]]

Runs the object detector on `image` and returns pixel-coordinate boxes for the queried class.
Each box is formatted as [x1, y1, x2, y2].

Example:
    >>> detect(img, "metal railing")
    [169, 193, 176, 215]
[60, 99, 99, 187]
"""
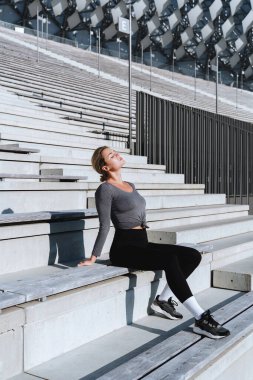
[136, 92, 253, 205]
[0, 20, 249, 91]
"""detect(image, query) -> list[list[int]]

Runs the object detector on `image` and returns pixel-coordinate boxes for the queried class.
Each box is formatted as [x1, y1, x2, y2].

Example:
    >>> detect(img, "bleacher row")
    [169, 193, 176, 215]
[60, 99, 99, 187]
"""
[1, 27, 253, 379]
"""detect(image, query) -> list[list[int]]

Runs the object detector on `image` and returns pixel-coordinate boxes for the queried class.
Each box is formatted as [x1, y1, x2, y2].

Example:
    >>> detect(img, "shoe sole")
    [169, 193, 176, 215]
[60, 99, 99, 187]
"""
[151, 304, 183, 320]
[193, 326, 230, 339]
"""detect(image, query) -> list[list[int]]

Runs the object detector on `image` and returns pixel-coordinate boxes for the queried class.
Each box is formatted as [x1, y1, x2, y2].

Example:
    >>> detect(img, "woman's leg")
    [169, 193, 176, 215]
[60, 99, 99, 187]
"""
[156, 244, 201, 301]
[111, 235, 230, 338]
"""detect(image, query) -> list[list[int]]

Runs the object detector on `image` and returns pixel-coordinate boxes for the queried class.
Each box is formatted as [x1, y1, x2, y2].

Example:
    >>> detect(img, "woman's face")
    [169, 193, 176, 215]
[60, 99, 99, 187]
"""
[101, 148, 126, 172]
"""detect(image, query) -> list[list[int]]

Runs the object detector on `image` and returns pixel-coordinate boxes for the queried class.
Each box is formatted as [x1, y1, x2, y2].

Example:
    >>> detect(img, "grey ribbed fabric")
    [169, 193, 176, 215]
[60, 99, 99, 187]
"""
[92, 182, 147, 257]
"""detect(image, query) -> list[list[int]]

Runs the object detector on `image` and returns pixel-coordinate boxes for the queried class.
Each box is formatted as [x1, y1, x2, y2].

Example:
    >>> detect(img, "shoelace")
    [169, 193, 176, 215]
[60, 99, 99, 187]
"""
[203, 310, 219, 327]
[168, 298, 178, 310]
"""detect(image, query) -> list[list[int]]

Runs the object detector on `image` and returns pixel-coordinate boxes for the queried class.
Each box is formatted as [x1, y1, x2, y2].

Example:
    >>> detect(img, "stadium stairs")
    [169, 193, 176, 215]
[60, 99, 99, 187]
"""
[0, 27, 253, 379]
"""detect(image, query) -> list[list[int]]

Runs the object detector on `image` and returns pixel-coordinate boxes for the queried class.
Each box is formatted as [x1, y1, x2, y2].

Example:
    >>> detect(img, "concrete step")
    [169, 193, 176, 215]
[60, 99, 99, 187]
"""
[1, 134, 129, 160]
[9, 288, 242, 380]
[147, 216, 253, 245]
[0, 262, 215, 378]
[88, 193, 225, 210]
[0, 182, 88, 213]
[213, 256, 253, 291]
[1, 124, 126, 149]
[0, 173, 87, 182]
[0, 151, 148, 166]
[0, 204, 248, 275]
[0, 158, 166, 177]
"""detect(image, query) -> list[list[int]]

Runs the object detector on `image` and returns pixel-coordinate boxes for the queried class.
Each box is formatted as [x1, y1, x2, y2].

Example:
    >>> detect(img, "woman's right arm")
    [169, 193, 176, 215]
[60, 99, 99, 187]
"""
[78, 184, 112, 266]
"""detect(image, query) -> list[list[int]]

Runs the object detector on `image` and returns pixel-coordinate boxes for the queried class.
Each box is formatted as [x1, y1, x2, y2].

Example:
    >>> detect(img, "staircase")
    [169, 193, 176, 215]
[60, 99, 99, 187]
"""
[0, 26, 253, 380]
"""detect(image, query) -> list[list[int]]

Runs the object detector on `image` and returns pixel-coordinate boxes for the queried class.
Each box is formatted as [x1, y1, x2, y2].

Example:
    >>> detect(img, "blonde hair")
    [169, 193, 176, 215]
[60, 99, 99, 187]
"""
[91, 146, 110, 182]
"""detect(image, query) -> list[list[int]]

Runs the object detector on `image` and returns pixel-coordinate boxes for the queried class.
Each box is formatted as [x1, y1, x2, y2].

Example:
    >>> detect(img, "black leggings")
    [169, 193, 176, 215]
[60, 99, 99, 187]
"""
[109, 229, 202, 303]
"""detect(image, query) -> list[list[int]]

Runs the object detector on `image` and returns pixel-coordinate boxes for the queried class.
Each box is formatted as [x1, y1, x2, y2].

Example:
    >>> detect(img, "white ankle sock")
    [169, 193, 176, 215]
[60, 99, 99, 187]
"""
[158, 284, 174, 301]
[183, 296, 205, 320]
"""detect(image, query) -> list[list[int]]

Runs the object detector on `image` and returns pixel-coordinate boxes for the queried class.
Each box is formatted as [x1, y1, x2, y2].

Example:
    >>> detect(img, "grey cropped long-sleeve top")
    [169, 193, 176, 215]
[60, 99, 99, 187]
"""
[92, 181, 147, 257]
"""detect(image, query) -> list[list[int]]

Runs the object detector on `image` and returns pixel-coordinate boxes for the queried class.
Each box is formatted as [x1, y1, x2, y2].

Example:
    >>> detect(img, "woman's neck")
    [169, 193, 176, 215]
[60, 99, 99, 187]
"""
[107, 172, 123, 183]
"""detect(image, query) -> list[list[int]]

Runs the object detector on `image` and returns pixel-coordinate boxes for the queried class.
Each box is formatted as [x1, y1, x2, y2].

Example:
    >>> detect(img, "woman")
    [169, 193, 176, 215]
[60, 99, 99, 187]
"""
[78, 146, 230, 339]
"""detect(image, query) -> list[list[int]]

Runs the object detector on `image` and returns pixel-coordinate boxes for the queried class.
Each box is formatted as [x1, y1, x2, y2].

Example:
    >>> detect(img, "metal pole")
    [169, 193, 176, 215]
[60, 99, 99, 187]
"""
[89, 29, 92, 51]
[141, 43, 143, 72]
[98, 28, 100, 77]
[216, 55, 218, 114]
[119, 40, 120, 58]
[46, 16, 48, 50]
[128, 4, 132, 154]
[172, 49, 175, 79]
[236, 74, 239, 109]
[37, 6, 39, 62]
[194, 60, 197, 100]
[41, 14, 43, 40]
[150, 46, 152, 91]
[207, 59, 210, 83]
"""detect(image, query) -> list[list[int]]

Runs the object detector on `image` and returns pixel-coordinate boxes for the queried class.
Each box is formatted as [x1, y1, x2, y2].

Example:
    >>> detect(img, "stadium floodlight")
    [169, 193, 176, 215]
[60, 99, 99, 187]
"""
[187, 4, 203, 27]
[67, 12, 81, 30]
[90, 6, 104, 27]
[168, 9, 181, 30]
[229, 0, 243, 16]
[52, 0, 68, 17]
[132, 0, 149, 20]
[154, 0, 170, 16]
[76, 0, 91, 12]
[103, 23, 117, 40]
[209, 0, 223, 21]
[201, 21, 214, 41]
[146, 14, 160, 34]
[235, 34, 247, 52]
[222, 16, 234, 39]
[181, 26, 194, 45]
[214, 38, 227, 55]
[111, 1, 128, 24]
[160, 30, 173, 48]
[230, 52, 240, 68]
[242, 10, 253, 34]
[28, 0, 42, 18]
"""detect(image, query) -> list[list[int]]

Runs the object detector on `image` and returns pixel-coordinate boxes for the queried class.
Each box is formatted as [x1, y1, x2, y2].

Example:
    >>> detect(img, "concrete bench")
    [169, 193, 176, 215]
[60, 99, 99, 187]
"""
[0, 144, 39, 154]
[0, 209, 97, 225]
[0, 264, 129, 312]
[97, 291, 253, 380]
[0, 173, 88, 182]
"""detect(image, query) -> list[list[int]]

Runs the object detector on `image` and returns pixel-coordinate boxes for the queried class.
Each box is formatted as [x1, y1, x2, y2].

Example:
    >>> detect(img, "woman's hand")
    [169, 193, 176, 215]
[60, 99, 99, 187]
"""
[78, 255, 97, 266]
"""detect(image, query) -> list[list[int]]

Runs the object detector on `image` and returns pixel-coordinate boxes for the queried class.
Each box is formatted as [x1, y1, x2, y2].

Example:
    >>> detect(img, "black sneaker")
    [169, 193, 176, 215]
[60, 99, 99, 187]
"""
[151, 296, 183, 320]
[193, 310, 230, 339]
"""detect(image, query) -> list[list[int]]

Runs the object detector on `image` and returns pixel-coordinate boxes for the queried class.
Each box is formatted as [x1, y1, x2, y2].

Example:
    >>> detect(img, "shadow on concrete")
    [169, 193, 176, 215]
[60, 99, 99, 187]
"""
[48, 214, 86, 267]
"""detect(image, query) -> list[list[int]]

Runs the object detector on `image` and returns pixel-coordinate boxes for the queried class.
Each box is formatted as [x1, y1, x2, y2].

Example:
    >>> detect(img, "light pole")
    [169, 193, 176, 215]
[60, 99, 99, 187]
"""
[207, 59, 210, 83]
[128, 3, 132, 154]
[172, 49, 175, 79]
[116, 37, 121, 59]
[97, 28, 101, 77]
[216, 55, 218, 114]
[37, 6, 39, 62]
[141, 42, 143, 72]
[241, 70, 244, 90]
[194, 60, 197, 101]
[46, 16, 49, 50]
[150, 45, 152, 91]
[236, 74, 239, 109]
[89, 29, 93, 51]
